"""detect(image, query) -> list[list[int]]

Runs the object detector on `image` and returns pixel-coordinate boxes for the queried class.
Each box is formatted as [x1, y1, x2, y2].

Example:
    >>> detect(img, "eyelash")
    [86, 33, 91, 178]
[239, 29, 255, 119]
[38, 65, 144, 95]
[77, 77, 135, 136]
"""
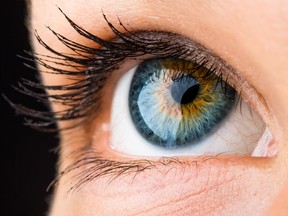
[13, 8, 239, 131]
[12, 8, 245, 192]
[49, 146, 218, 193]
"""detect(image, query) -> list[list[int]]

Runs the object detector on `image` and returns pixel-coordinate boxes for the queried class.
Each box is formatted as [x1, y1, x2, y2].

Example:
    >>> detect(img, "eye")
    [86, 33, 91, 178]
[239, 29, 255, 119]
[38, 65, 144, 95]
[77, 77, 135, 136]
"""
[18, 9, 274, 163]
[110, 57, 268, 157]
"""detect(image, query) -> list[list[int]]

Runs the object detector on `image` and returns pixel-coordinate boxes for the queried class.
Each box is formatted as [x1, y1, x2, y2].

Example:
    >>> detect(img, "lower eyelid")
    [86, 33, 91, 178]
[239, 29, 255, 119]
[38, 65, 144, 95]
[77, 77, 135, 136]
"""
[58, 144, 272, 193]
[57, 151, 275, 215]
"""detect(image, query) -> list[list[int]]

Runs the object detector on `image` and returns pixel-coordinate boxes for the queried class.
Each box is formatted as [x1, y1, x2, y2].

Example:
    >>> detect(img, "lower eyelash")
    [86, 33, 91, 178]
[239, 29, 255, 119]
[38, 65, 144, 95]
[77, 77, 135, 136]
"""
[50, 145, 217, 193]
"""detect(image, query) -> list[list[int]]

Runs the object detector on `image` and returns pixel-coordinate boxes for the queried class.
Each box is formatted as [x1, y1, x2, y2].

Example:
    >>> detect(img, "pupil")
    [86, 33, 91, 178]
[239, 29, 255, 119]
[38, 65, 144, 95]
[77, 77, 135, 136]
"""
[171, 76, 200, 104]
[181, 85, 200, 104]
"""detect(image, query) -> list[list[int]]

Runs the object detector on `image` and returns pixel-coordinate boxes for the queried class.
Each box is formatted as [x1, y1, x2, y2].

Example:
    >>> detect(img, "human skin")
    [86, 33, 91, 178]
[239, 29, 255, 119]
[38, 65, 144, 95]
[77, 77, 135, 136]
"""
[28, 0, 288, 215]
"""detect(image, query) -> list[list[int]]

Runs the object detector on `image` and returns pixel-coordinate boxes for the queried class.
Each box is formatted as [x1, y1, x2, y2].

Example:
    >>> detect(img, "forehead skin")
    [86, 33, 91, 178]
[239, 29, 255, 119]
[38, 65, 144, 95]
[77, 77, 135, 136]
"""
[29, 0, 288, 215]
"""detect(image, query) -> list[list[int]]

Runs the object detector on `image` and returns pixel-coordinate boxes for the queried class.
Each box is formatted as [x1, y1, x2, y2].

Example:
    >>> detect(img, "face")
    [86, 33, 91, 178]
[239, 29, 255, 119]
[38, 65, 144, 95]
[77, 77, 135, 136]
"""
[28, 0, 288, 215]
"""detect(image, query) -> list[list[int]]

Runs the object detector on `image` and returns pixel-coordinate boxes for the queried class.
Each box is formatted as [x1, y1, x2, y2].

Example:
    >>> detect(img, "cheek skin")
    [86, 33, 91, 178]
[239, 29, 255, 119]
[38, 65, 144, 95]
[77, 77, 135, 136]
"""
[49, 158, 278, 216]
[266, 180, 288, 215]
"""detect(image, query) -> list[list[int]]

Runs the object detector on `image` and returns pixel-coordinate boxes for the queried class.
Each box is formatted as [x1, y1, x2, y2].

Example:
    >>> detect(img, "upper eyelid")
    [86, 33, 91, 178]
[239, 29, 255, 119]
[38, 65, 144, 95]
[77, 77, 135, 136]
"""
[16, 8, 249, 131]
[14, 7, 272, 138]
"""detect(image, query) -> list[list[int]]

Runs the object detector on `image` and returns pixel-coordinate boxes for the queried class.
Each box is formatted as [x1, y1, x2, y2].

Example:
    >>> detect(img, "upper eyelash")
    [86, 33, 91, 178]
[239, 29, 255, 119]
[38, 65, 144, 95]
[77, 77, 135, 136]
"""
[10, 7, 233, 131]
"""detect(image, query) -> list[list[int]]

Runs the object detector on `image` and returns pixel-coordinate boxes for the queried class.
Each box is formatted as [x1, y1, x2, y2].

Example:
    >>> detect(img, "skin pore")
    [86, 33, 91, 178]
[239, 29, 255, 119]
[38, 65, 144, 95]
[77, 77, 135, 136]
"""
[28, 0, 288, 215]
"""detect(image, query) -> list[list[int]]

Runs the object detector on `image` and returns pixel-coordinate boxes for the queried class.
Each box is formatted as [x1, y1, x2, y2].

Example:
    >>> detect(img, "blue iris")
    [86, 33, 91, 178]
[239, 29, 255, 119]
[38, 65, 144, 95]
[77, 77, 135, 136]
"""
[129, 58, 236, 149]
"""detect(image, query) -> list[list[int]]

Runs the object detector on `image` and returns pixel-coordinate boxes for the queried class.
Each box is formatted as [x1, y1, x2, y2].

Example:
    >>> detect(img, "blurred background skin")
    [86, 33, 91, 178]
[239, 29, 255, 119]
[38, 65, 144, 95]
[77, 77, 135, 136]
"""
[1, 1, 58, 215]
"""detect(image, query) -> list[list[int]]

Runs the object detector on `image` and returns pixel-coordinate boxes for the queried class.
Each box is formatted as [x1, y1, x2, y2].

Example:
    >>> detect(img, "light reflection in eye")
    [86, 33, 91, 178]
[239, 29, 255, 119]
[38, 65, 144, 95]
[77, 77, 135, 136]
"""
[110, 58, 267, 157]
